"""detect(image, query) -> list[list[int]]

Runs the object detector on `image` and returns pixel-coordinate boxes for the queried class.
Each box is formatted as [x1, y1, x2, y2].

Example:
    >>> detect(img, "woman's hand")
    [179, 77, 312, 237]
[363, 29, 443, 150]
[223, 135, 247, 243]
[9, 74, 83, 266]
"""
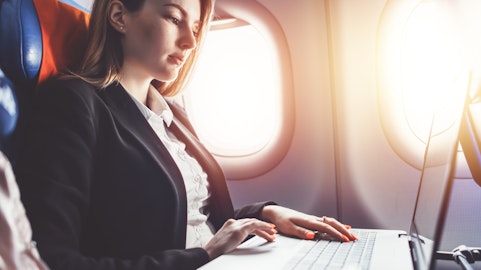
[261, 205, 357, 242]
[204, 218, 277, 259]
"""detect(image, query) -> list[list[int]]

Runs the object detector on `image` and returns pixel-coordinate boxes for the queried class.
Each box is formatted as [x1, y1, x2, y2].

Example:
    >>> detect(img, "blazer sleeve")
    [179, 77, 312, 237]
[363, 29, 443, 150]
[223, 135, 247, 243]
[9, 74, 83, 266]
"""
[15, 79, 210, 270]
[234, 201, 277, 220]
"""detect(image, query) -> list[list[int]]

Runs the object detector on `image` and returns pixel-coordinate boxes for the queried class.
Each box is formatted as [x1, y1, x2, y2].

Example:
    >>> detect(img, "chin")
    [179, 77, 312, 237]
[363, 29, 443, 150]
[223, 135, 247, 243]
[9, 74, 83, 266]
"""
[156, 71, 180, 83]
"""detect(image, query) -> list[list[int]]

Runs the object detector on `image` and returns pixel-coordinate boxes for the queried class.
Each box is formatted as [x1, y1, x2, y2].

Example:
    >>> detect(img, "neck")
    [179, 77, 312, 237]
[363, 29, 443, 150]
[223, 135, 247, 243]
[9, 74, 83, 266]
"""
[119, 79, 151, 105]
[119, 64, 152, 105]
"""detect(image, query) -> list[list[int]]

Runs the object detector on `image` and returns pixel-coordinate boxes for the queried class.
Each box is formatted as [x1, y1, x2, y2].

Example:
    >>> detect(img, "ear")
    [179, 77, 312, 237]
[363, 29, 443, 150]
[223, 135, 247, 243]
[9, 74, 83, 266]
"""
[108, 0, 127, 33]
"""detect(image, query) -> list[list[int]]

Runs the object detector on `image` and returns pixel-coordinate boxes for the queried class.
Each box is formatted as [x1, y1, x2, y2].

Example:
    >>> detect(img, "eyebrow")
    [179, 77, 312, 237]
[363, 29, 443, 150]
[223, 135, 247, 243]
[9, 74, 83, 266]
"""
[163, 3, 200, 23]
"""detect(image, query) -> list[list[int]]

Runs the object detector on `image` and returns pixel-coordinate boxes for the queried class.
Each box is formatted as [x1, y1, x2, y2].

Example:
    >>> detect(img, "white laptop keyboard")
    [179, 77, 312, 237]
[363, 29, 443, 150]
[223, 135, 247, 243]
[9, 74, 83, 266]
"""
[283, 230, 377, 270]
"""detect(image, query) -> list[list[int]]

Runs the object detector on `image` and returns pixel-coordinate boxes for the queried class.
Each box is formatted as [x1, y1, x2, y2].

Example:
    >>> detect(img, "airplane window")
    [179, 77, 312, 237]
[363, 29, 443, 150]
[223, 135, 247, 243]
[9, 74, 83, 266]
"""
[182, 23, 281, 157]
[402, 2, 464, 141]
[377, 0, 468, 169]
[180, 2, 295, 180]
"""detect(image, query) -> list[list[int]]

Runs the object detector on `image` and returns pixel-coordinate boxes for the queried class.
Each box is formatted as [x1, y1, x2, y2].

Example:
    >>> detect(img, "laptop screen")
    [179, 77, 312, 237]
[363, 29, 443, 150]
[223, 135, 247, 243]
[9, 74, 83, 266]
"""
[409, 75, 469, 270]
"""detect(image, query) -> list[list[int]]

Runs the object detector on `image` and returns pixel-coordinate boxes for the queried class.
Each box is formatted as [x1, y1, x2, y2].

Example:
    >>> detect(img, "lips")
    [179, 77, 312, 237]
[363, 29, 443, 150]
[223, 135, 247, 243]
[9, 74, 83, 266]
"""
[168, 54, 185, 66]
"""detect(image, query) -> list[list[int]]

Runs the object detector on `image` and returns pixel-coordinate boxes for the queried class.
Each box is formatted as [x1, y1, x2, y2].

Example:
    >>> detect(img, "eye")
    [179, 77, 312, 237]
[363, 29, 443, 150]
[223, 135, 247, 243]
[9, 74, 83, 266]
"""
[170, 16, 180, 25]
[193, 24, 200, 38]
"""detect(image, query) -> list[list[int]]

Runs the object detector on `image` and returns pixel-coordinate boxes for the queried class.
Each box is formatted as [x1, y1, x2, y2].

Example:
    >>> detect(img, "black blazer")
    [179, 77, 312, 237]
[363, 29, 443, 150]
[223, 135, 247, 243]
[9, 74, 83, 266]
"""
[15, 78, 272, 270]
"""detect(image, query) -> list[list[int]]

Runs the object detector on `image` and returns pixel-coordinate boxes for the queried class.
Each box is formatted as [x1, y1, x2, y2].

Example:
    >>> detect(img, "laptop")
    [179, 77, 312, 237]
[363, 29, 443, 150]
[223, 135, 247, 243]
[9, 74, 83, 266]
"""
[199, 75, 471, 270]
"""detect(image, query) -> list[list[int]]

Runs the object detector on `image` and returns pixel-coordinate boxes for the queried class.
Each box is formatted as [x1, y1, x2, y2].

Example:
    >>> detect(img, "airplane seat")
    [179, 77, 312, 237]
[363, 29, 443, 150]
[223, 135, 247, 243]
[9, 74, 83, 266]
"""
[0, 69, 19, 161]
[0, 0, 41, 161]
[0, 0, 90, 85]
[0, 0, 90, 162]
[0, 1, 89, 268]
[0, 0, 42, 89]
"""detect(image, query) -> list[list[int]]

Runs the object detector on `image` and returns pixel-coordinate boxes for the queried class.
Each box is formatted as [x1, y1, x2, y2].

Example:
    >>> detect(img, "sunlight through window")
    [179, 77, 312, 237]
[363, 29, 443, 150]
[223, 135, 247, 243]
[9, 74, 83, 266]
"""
[401, 2, 465, 141]
[377, 0, 470, 169]
[183, 24, 281, 157]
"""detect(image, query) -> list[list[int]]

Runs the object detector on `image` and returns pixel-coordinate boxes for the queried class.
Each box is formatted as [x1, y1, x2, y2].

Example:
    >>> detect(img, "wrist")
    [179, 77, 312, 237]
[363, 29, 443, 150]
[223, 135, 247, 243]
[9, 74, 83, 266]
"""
[261, 204, 278, 222]
[204, 243, 219, 260]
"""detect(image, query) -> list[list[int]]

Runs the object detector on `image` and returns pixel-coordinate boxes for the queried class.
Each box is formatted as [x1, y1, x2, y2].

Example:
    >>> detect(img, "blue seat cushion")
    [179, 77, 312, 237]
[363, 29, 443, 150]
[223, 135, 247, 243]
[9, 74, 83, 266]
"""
[0, 0, 42, 86]
[0, 69, 18, 138]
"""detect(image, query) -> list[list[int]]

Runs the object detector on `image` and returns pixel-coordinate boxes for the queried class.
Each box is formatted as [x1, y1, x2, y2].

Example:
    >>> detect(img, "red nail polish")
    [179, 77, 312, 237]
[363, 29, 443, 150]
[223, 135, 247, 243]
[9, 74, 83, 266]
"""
[305, 232, 315, 240]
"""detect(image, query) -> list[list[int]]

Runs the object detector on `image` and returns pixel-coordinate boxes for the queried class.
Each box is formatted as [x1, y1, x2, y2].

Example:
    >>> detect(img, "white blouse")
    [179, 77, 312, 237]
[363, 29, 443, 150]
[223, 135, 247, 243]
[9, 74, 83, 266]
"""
[129, 85, 215, 248]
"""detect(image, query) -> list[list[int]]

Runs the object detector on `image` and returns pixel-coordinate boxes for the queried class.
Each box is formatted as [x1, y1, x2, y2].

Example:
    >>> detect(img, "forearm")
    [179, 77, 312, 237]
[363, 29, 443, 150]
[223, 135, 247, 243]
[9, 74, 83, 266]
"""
[233, 201, 277, 221]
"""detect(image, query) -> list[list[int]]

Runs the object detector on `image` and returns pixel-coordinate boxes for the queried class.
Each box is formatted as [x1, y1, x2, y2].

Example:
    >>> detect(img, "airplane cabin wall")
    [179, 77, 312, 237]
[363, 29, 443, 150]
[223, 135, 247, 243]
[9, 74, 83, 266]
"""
[326, 0, 420, 230]
[327, 0, 481, 252]
[226, 0, 420, 231]
[228, 0, 481, 250]
[225, 0, 340, 220]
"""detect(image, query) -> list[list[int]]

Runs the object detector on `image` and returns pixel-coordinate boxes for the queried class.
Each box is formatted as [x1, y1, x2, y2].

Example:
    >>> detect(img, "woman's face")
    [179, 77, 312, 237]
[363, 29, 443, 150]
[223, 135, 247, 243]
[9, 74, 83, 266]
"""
[122, 0, 201, 82]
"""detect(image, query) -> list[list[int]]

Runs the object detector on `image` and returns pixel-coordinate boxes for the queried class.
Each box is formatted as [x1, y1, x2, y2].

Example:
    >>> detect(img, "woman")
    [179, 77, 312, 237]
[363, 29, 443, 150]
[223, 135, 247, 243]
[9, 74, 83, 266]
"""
[15, 0, 357, 269]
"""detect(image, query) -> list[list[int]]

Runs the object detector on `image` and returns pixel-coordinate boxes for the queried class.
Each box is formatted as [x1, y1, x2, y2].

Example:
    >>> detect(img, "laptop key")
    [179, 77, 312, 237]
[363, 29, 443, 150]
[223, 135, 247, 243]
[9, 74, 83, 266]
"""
[284, 230, 376, 270]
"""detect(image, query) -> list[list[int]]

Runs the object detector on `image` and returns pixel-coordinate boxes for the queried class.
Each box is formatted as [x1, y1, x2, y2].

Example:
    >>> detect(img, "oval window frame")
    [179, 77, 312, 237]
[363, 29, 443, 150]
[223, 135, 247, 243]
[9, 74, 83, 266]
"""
[182, 0, 295, 180]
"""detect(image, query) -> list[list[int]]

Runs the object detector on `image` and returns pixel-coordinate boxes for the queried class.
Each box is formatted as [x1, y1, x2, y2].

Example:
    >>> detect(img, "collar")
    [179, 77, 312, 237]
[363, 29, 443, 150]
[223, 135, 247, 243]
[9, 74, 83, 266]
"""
[129, 85, 174, 127]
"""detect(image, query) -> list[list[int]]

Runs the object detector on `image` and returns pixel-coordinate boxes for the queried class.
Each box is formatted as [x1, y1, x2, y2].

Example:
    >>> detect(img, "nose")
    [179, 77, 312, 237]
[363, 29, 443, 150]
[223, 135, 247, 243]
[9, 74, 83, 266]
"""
[179, 26, 197, 50]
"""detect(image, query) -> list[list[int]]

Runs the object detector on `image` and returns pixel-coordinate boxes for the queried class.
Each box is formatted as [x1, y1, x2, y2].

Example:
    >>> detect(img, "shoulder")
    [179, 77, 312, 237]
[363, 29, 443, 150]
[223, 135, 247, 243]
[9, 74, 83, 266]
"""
[26, 77, 113, 127]
[35, 76, 102, 107]
[37, 76, 96, 96]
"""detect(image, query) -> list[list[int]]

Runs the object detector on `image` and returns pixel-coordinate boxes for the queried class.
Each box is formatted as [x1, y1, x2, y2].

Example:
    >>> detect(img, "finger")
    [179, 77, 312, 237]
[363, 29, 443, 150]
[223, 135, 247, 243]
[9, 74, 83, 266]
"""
[237, 218, 275, 230]
[296, 216, 352, 242]
[322, 217, 358, 241]
[254, 229, 277, 242]
[282, 223, 319, 240]
[313, 231, 338, 241]
[283, 216, 336, 240]
[237, 218, 278, 236]
[319, 223, 351, 242]
[296, 226, 342, 242]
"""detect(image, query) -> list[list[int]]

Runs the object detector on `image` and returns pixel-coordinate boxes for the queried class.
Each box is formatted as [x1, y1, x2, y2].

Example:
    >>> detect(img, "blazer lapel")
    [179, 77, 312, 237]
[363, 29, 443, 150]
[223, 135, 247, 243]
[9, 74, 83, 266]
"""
[99, 83, 188, 248]
[99, 83, 234, 235]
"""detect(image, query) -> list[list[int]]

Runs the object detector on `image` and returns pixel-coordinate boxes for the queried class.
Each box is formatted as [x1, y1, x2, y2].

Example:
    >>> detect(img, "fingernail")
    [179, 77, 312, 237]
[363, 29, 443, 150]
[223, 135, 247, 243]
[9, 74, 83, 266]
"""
[305, 231, 315, 240]
[351, 233, 358, 241]
[341, 235, 350, 242]
[269, 223, 277, 228]
[272, 229, 278, 234]
[344, 224, 352, 229]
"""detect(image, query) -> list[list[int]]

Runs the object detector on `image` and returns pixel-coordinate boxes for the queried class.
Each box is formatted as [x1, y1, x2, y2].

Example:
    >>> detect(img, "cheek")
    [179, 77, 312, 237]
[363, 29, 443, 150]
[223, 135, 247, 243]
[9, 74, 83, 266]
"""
[123, 19, 180, 76]
[147, 30, 173, 61]
[136, 24, 156, 48]
[138, 22, 157, 42]
[129, 16, 163, 46]
[127, 21, 164, 56]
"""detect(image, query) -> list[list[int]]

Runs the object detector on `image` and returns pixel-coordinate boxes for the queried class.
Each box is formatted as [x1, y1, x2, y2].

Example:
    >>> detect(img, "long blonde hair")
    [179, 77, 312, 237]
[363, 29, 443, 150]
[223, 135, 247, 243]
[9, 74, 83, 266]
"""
[75, 0, 213, 97]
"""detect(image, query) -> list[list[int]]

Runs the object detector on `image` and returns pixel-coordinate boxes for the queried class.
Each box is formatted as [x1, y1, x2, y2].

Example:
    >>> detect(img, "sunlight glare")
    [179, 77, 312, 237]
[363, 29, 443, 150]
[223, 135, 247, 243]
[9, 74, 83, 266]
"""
[184, 25, 281, 156]
[401, 2, 466, 141]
